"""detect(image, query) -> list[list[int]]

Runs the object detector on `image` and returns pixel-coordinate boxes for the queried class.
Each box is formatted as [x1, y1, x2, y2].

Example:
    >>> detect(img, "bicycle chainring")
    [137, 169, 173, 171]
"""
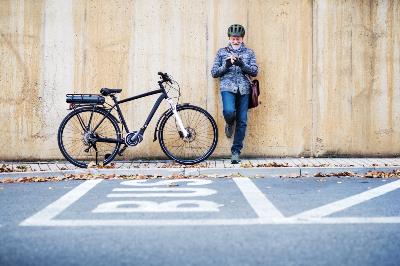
[125, 131, 143, 146]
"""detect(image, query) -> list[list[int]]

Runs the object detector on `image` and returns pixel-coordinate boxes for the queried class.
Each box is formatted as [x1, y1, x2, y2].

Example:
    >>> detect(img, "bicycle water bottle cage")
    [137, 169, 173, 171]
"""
[100, 88, 122, 96]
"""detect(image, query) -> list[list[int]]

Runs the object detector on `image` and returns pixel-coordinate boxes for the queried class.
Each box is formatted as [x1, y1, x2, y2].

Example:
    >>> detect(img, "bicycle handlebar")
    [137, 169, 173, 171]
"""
[158, 72, 172, 84]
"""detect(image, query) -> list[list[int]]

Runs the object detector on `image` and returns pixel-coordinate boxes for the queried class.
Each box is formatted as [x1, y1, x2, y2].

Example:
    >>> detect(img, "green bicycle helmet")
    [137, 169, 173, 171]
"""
[228, 24, 245, 37]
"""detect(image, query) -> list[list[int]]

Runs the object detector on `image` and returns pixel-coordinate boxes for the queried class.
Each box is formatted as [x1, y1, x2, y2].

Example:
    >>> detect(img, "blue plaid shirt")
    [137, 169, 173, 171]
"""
[211, 43, 258, 95]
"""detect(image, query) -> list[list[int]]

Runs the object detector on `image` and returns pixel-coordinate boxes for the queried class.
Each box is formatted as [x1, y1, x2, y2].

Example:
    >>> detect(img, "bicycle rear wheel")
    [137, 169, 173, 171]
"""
[58, 107, 121, 168]
[158, 105, 218, 164]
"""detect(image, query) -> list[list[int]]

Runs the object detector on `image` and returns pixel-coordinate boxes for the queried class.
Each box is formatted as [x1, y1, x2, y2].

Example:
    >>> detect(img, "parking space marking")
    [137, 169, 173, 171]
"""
[233, 177, 284, 219]
[20, 179, 102, 226]
[19, 178, 400, 226]
[294, 179, 400, 219]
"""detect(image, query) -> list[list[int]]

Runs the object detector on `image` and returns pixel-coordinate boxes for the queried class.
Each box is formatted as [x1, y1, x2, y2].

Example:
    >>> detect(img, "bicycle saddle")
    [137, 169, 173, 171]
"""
[100, 88, 122, 96]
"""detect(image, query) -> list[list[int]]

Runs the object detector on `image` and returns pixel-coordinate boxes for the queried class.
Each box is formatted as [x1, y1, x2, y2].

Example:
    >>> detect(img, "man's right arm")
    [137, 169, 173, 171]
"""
[211, 50, 229, 78]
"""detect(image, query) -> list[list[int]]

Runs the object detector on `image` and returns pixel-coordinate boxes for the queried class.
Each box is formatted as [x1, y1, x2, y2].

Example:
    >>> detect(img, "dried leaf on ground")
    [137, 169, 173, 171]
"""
[170, 173, 187, 179]
[161, 162, 209, 168]
[0, 178, 18, 183]
[98, 163, 116, 169]
[299, 164, 328, 167]
[87, 162, 116, 169]
[87, 162, 97, 168]
[240, 162, 254, 168]
[14, 165, 28, 172]
[0, 164, 28, 172]
[0, 164, 13, 173]
[160, 163, 183, 168]
[314, 171, 356, 177]
[257, 162, 289, 167]
[364, 170, 400, 178]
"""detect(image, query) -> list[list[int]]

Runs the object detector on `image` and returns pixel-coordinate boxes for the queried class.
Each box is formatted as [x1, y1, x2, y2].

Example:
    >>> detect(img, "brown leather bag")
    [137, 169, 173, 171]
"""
[247, 77, 260, 109]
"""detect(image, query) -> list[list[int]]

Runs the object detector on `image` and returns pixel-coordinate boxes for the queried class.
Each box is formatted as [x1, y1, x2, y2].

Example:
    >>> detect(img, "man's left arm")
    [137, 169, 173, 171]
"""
[239, 50, 258, 77]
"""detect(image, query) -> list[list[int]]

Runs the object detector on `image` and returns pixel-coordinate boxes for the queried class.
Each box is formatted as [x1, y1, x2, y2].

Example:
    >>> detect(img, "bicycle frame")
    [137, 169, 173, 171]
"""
[87, 81, 188, 144]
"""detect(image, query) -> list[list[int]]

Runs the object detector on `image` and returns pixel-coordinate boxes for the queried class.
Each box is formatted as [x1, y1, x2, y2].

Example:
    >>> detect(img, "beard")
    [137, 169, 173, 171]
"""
[231, 43, 241, 49]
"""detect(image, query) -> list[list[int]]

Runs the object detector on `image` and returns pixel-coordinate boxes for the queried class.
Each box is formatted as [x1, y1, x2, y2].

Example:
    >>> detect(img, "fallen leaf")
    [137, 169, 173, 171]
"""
[87, 162, 97, 168]
[257, 162, 289, 167]
[240, 162, 254, 168]
[14, 165, 28, 172]
[364, 170, 400, 178]
[0, 178, 15, 183]
[0, 164, 13, 173]
[314, 172, 356, 177]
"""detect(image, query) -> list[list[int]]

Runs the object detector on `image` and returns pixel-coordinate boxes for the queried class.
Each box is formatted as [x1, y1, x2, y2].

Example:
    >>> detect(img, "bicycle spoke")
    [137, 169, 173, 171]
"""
[59, 108, 120, 167]
[159, 107, 217, 163]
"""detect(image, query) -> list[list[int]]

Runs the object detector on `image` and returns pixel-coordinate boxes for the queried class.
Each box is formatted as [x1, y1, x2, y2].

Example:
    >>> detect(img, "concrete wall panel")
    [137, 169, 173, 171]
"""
[0, 0, 45, 159]
[313, 0, 400, 156]
[0, 0, 399, 160]
[244, 0, 313, 156]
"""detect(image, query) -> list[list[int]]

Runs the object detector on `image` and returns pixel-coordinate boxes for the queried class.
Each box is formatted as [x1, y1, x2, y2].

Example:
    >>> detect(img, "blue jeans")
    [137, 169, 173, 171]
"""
[221, 91, 250, 154]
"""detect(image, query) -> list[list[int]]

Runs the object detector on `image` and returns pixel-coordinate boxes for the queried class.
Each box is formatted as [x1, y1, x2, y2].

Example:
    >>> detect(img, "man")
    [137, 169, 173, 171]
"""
[211, 24, 258, 164]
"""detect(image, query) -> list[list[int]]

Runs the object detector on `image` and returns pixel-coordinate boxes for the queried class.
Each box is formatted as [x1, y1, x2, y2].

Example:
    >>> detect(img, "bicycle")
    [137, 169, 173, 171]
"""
[58, 72, 218, 168]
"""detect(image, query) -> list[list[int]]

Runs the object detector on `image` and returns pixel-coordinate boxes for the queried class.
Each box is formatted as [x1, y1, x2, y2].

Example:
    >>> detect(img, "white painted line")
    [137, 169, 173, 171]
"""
[120, 179, 213, 186]
[92, 200, 222, 213]
[19, 217, 400, 227]
[294, 179, 400, 219]
[233, 177, 284, 219]
[108, 188, 217, 197]
[20, 179, 102, 226]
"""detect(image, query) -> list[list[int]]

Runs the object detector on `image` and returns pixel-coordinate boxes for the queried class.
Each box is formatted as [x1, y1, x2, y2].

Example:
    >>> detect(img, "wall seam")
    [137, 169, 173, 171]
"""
[311, 0, 316, 156]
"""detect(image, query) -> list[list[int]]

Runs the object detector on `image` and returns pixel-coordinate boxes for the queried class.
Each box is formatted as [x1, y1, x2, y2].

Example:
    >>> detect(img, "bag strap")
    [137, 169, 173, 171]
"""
[225, 46, 253, 83]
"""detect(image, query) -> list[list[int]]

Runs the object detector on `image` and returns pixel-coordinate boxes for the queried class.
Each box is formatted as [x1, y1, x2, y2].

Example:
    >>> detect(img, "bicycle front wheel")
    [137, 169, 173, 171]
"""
[58, 107, 121, 168]
[158, 105, 218, 164]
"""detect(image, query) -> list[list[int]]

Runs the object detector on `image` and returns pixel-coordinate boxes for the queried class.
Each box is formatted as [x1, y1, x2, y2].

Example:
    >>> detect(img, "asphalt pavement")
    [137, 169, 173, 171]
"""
[1, 175, 400, 266]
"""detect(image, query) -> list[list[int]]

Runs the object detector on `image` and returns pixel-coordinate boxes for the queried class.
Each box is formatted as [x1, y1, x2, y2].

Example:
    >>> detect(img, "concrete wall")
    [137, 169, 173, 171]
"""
[0, 0, 398, 160]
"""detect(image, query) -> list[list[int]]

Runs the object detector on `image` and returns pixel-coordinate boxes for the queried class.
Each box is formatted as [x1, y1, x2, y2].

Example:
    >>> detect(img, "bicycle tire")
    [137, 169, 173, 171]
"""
[58, 107, 121, 168]
[158, 105, 218, 164]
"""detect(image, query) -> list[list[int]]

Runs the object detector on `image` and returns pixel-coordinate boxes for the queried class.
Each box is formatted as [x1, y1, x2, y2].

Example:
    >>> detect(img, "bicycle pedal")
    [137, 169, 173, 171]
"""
[118, 145, 128, 156]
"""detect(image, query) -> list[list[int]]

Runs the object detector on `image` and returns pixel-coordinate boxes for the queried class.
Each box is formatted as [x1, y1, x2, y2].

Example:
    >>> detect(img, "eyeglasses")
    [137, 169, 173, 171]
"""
[229, 37, 243, 42]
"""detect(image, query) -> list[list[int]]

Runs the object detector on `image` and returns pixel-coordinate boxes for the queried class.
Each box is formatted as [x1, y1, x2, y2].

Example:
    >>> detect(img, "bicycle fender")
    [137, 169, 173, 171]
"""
[153, 109, 172, 142]
[152, 103, 190, 142]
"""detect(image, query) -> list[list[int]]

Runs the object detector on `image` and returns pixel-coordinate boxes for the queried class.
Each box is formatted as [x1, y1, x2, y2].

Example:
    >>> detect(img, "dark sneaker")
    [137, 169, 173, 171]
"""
[231, 153, 240, 164]
[225, 123, 234, 138]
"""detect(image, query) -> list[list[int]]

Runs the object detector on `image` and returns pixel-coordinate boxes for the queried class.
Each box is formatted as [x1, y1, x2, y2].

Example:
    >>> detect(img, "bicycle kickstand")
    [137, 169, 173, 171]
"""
[93, 143, 99, 165]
